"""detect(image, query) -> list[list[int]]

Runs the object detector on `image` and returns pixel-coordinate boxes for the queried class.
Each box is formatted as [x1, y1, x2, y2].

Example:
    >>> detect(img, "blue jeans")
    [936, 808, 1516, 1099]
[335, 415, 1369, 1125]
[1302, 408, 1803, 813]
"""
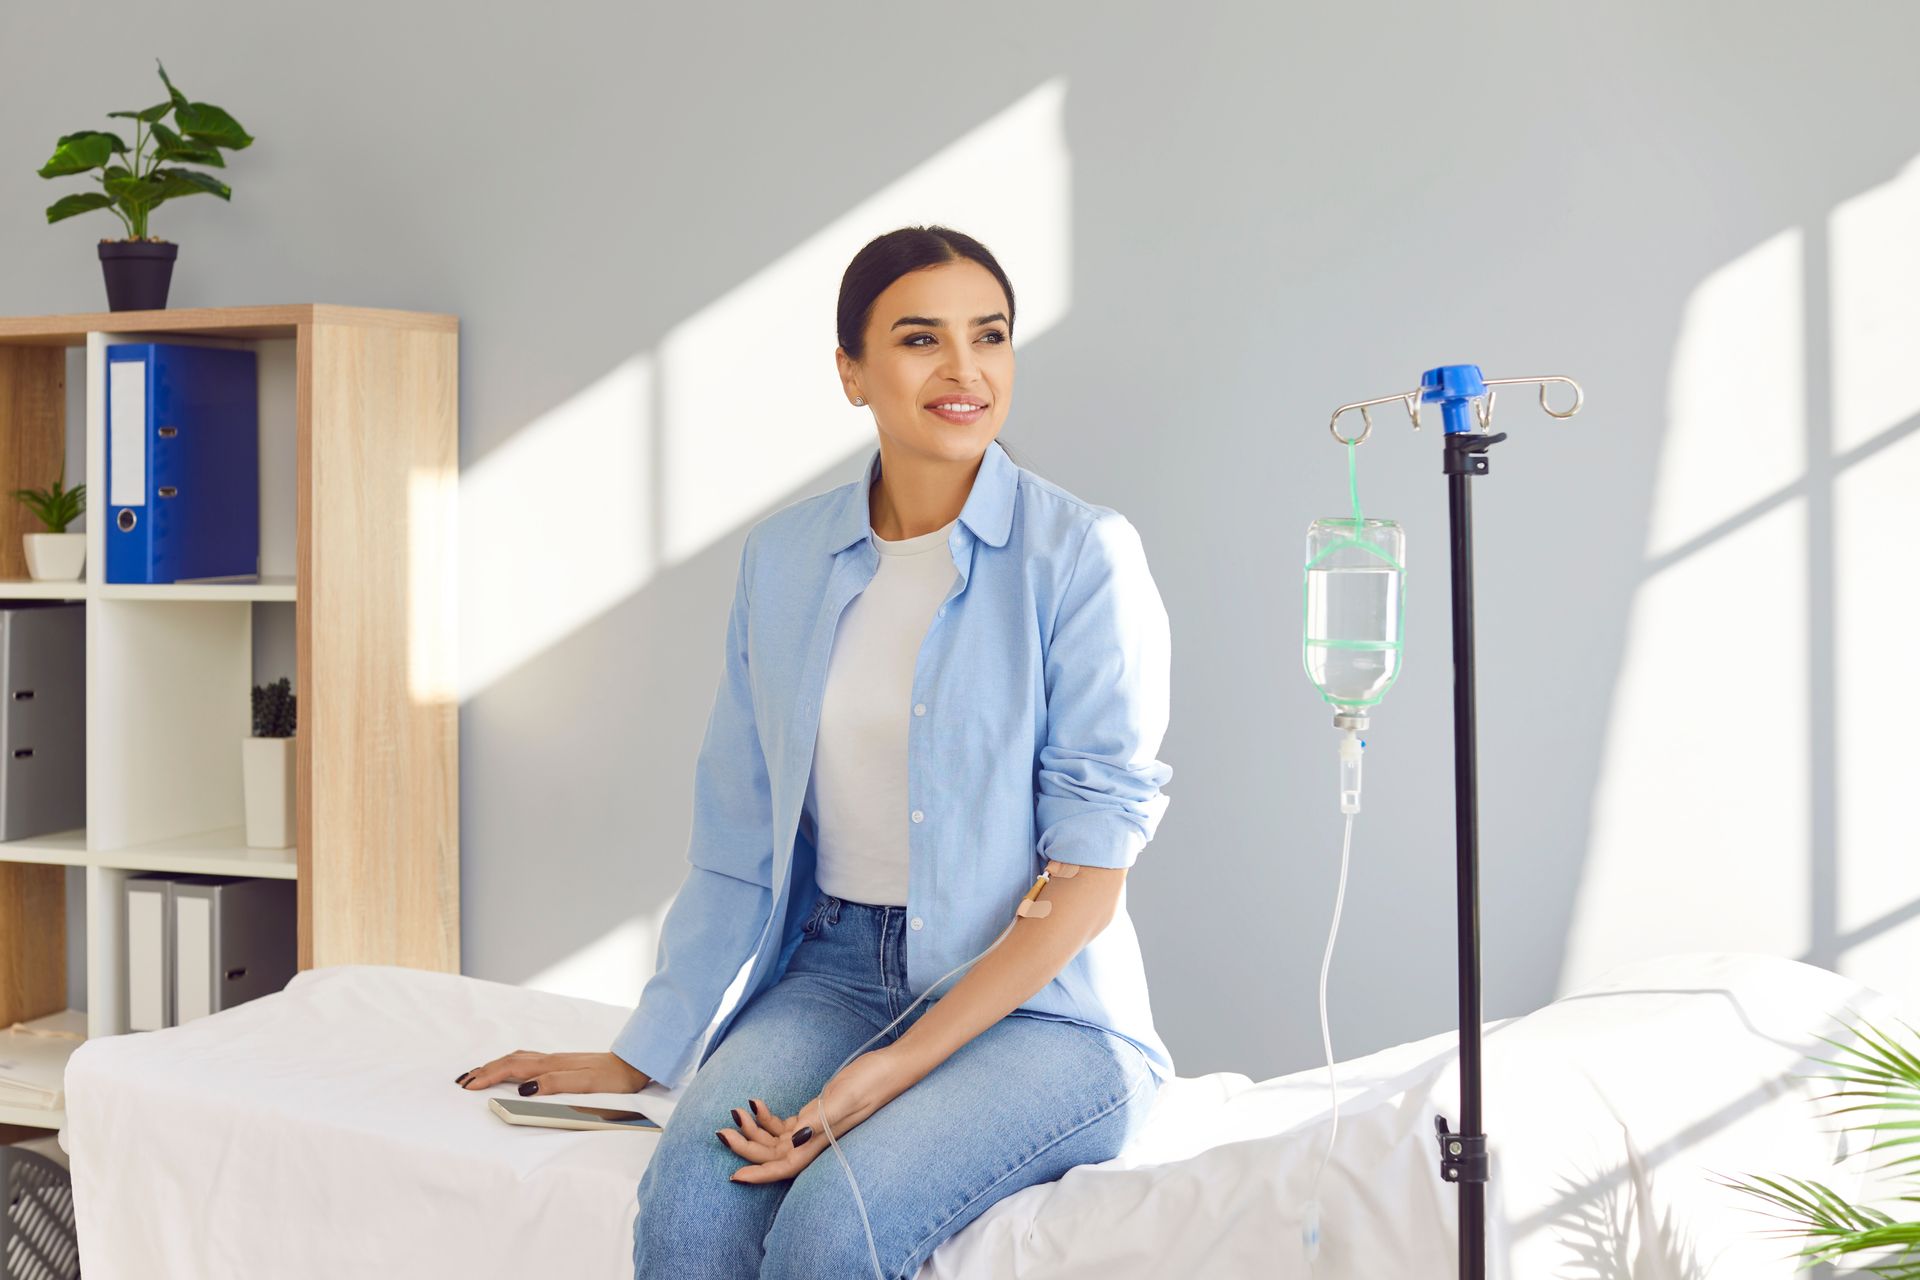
[631, 890, 1159, 1279]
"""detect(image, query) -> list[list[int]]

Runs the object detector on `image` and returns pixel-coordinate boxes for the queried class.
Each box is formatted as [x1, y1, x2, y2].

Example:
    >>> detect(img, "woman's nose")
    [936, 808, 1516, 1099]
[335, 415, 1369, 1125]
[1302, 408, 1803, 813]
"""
[938, 343, 980, 383]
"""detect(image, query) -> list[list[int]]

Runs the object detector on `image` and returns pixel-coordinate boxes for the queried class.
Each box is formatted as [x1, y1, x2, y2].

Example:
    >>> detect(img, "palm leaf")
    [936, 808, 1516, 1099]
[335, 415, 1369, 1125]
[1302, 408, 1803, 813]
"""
[1724, 1011, 1920, 1278]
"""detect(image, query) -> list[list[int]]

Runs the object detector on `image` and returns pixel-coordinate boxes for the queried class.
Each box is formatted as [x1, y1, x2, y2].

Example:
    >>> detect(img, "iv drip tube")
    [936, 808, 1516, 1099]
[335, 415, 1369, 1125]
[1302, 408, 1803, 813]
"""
[1303, 766, 1359, 1265]
[812, 897, 1032, 1280]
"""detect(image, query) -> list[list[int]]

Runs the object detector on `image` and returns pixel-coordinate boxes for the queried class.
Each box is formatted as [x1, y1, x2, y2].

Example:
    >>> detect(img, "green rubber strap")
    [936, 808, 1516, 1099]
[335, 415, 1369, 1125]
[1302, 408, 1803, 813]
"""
[1348, 437, 1362, 525]
[1304, 637, 1400, 651]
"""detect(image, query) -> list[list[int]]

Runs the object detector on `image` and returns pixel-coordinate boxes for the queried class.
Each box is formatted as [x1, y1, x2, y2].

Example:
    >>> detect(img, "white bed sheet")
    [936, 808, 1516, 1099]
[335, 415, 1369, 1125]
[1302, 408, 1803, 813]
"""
[926, 950, 1909, 1279]
[60, 952, 1906, 1279]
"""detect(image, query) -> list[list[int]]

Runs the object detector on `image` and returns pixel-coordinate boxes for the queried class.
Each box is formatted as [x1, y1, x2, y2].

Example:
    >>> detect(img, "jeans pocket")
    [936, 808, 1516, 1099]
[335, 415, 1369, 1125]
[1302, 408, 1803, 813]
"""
[800, 893, 832, 939]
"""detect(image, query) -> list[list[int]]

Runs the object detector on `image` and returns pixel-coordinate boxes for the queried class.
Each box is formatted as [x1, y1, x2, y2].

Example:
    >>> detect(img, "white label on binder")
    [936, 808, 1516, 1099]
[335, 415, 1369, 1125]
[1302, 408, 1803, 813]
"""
[110, 359, 147, 507]
[128, 888, 165, 1031]
[176, 894, 213, 1024]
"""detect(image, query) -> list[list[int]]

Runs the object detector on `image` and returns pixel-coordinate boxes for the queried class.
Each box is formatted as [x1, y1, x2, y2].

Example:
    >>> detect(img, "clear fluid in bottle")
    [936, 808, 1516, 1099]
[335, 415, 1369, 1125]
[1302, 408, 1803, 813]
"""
[1303, 518, 1405, 711]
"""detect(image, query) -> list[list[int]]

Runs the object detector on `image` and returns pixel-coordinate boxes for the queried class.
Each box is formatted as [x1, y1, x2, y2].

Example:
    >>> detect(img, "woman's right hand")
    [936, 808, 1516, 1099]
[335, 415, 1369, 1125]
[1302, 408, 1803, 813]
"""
[456, 1050, 652, 1096]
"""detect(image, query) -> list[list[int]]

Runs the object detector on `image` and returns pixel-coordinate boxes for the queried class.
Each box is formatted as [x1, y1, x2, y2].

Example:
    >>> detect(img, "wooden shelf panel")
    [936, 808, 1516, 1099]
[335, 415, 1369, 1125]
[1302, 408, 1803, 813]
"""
[0, 1007, 85, 1130]
[0, 304, 457, 347]
[0, 580, 86, 601]
[0, 829, 87, 868]
[0, 576, 297, 603]
[0, 827, 295, 880]
[95, 575, 297, 602]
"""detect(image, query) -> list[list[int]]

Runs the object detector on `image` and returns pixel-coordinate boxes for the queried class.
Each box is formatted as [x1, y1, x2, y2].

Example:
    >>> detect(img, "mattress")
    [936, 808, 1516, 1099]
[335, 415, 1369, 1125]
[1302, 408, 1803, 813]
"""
[60, 952, 1908, 1278]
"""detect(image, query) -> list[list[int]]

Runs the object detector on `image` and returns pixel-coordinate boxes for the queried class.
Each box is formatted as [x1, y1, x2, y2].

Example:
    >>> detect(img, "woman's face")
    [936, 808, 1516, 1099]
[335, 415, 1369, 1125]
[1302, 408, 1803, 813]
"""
[839, 259, 1014, 464]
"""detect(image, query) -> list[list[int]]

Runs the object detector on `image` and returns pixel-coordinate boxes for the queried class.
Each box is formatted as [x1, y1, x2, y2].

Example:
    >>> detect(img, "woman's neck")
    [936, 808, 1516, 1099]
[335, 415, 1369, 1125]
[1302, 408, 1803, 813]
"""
[868, 442, 980, 540]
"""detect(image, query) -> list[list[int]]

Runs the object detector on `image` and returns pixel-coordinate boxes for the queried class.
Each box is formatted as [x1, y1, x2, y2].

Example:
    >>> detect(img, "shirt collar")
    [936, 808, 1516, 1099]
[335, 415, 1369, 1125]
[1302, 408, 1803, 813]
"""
[826, 437, 1018, 556]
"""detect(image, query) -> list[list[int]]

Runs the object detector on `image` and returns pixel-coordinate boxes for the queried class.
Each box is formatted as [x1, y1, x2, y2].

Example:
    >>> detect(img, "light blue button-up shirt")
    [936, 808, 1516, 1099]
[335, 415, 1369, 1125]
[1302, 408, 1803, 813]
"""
[611, 437, 1175, 1088]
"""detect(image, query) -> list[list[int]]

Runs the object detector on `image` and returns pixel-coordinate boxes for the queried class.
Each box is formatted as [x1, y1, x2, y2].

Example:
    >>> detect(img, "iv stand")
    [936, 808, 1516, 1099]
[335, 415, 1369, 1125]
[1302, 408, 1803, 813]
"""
[1326, 365, 1583, 1280]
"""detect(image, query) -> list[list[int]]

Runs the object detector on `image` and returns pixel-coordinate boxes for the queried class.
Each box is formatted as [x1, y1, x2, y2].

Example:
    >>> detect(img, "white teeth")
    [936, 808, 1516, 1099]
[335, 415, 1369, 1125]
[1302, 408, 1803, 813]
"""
[931, 403, 982, 411]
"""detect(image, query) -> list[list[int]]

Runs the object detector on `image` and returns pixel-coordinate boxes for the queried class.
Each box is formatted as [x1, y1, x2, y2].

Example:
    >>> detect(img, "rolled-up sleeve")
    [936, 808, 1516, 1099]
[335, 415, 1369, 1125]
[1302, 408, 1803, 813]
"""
[611, 533, 775, 1087]
[1034, 512, 1173, 871]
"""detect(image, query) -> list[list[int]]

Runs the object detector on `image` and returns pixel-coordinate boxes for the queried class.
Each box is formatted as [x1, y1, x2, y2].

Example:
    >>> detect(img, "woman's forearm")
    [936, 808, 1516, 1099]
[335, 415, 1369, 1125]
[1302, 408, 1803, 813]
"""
[885, 864, 1125, 1086]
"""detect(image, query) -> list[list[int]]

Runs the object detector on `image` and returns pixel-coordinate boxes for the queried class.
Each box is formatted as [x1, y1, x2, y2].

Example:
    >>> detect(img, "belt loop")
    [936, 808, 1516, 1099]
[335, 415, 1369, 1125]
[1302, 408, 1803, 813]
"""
[827, 895, 841, 926]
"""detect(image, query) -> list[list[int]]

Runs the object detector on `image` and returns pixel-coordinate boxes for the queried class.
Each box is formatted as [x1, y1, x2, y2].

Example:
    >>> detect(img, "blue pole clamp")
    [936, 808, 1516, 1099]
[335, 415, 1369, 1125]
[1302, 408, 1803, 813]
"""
[1420, 365, 1487, 436]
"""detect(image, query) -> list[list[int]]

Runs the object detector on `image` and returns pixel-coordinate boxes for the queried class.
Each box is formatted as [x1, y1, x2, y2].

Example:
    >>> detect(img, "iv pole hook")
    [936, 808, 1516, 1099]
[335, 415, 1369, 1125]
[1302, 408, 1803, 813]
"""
[1329, 390, 1423, 446]
[1472, 375, 1583, 430]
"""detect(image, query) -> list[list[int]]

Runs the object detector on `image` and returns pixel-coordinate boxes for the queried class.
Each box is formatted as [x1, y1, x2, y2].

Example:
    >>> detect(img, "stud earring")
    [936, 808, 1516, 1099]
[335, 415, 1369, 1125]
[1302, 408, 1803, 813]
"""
[853, 397, 865, 406]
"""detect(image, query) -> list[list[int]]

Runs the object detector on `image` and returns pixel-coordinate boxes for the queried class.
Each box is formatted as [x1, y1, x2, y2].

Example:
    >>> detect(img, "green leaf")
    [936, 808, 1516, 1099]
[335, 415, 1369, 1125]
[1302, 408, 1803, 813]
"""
[153, 167, 230, 200]
[108, 101, 173, 123]
[46, 191, 117, 224]
[175, 101, 253, 150]
[38, 131, 125, 178]
[152, 121, 226, 167]
[155, 58, 188, 109]
[157, 143, 225, 168]
[104, 174, 168, 206]
[154, 144, 225, 168]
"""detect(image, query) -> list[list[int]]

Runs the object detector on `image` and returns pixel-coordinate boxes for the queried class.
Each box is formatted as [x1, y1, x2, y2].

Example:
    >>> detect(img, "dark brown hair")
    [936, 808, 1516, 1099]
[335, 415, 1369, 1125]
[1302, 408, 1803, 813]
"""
[837, 225, 1023, 467]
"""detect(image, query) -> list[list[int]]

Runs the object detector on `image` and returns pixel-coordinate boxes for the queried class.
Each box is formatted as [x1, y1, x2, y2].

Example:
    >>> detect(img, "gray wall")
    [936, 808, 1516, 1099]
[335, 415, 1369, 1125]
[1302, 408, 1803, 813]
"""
[5, 3, 1915, 1085]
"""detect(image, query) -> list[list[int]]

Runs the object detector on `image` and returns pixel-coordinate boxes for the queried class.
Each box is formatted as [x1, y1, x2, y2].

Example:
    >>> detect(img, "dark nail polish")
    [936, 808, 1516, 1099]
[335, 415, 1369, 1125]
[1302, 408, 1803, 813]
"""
[749, 1098, 763, 1116]
[518, 1081, 538, 1096]
[715, 1130, 729, 1147]
[456, 1073, 469, 1084]
[731, 1108, 744, 1128]
[792, 1126, 812, 1145]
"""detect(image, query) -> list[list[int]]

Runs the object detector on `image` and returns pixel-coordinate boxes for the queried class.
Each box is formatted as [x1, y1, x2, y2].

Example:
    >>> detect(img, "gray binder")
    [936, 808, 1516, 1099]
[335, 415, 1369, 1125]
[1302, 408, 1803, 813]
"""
[126, 874, 176, 1032]
[169, 875, 297, 1024]
[0, 602, 85, 841]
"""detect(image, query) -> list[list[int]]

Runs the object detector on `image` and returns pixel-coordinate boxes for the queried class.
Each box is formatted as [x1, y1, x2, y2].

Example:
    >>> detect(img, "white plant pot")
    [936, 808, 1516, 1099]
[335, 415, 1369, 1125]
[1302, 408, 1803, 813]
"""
[242, 735, 296, 849]
[24, 532, 86, 582]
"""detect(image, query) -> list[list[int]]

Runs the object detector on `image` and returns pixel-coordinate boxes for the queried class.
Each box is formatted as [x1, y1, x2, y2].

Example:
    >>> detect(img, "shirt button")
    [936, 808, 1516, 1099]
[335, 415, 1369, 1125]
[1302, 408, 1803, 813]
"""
[937, 606, 947, 617]
[913, 703, 926, 716]
[911, 809, 924, 823]
[910, 917, 924, 930]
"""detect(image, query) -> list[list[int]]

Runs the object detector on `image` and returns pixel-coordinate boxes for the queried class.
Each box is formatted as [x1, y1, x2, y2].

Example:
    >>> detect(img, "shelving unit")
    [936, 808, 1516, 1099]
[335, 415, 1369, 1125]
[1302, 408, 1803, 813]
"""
[0, 305, 460, 1131]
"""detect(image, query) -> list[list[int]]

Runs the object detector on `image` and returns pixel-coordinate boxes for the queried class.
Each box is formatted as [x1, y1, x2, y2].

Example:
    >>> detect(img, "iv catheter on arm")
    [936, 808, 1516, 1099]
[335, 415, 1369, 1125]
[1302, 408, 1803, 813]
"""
[1300, 367, 1583, 1276]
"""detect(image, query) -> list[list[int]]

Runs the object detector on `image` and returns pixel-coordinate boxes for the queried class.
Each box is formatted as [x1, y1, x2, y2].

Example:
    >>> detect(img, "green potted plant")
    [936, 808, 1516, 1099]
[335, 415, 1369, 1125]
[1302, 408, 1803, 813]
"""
[245, 677, 297, 849]
[10, 467, 87, 582]
[36, 58, 255, 312]
[1716, 1013, 1920, 1275]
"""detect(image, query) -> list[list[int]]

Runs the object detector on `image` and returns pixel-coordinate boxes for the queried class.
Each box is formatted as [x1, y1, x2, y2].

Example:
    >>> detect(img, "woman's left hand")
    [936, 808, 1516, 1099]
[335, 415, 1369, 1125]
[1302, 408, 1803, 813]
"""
[719, 1047, 920, 1184]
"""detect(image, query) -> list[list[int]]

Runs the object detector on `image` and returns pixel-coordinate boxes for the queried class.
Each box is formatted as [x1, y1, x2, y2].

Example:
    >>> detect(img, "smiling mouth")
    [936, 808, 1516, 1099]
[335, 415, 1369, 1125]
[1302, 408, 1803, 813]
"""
[926, 401, 988, 419]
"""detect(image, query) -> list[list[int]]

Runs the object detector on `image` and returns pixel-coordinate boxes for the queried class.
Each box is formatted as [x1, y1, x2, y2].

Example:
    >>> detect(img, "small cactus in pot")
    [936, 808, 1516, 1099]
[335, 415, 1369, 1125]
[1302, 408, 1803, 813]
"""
[243, 677, 297, 848]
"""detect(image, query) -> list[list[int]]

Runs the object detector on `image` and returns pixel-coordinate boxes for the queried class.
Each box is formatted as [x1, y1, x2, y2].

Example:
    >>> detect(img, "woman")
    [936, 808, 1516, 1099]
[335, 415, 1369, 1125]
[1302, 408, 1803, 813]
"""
[456, 225, 1176, 1279]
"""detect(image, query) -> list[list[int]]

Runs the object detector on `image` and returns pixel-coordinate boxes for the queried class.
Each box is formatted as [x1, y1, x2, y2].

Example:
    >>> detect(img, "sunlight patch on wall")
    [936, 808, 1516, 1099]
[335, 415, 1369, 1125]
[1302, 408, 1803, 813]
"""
[657, 77, 1073, 564]
[1645, 230, 1804, 559]
[1565, 231, 1810, 991]
[1831, 154, 1920, 453]
[522, 895, 673, 1008]
[456, 77, 1074, 700]
[1830, 158, 1920, 998]
[457, 355, 656, 699]
[1834, 435, 1920, 995]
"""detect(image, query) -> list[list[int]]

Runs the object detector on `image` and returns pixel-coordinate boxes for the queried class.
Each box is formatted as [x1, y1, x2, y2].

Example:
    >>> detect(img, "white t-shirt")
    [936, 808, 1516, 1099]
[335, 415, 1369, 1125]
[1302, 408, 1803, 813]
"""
[802, 516, 959, 906]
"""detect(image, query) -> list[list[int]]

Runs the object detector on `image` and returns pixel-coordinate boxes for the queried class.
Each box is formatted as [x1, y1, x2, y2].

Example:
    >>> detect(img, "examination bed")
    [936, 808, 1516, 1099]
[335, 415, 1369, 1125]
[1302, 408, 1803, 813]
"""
[59, 951, 1906, 1278]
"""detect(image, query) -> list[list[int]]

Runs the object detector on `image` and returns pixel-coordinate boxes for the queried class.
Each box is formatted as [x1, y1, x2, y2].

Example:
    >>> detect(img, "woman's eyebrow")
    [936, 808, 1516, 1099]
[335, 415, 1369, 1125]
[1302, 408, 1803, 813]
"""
[890, 312, 1009, 330]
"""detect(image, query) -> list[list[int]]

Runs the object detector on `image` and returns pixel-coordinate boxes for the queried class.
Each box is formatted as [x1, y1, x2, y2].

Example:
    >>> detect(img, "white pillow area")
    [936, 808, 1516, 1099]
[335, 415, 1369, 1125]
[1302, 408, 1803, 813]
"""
[924, 951, 1910, 1279]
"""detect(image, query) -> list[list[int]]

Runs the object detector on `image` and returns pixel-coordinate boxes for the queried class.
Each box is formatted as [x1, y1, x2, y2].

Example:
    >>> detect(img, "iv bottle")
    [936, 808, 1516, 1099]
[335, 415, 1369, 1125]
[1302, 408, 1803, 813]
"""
[1302, 517, 1406, 714]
